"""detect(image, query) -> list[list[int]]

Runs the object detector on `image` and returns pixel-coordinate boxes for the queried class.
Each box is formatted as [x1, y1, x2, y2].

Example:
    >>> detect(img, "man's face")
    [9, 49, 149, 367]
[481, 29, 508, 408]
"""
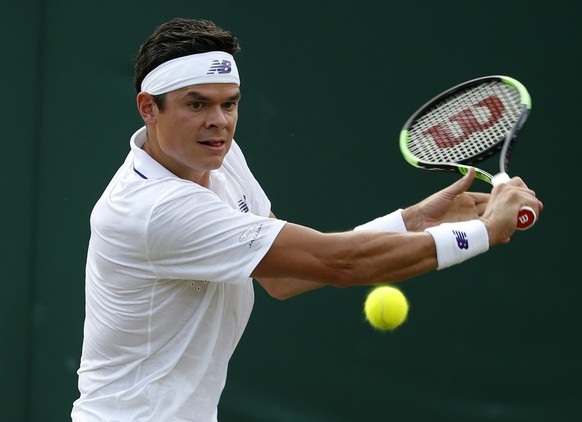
[145, 83, 240, 183]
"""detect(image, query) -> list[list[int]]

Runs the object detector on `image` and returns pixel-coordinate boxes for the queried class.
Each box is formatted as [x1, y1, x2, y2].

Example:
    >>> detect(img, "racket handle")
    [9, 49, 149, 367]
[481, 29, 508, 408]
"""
[491, 172, 537, 230]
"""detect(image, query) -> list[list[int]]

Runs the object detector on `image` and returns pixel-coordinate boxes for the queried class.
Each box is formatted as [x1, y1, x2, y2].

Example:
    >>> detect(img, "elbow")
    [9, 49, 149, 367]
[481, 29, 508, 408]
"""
[262, 282, 294, 300]
[255, 278, 301, 301]
[267, 290, 295, 301]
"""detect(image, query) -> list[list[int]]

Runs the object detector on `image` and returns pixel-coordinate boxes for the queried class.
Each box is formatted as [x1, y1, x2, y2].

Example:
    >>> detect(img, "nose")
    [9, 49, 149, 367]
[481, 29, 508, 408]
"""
[205, 106, 229, 129]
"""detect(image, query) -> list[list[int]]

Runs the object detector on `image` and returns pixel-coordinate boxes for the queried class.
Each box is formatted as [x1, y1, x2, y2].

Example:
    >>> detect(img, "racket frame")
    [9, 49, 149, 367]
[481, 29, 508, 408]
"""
[399, 75, 531, 184]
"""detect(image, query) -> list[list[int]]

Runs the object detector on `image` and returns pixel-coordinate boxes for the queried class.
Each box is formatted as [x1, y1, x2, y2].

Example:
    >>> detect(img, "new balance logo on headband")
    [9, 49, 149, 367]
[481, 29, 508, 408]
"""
[207, 60, 232, 75]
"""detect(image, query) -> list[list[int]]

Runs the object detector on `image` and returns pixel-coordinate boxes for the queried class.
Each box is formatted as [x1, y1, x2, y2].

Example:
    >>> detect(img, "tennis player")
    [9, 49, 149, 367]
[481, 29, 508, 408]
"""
[71, 18, 542, 421]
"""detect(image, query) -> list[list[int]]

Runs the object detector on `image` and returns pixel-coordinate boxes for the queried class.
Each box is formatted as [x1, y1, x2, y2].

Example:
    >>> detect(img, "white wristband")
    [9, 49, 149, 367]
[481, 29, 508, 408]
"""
[425, 220, 489, 269]
[354, 209, 407, 232]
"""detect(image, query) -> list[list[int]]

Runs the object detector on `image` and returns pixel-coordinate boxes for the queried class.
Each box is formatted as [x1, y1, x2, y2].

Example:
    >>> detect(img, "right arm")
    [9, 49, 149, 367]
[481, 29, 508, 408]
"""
[253, 224, 436, 287]
[252, 174, 542, 288]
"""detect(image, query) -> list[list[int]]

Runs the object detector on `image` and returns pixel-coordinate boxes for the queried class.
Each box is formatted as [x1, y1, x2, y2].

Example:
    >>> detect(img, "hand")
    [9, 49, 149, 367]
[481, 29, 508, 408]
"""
[480, 176, 543, 245]
[402, 168, 489, 231]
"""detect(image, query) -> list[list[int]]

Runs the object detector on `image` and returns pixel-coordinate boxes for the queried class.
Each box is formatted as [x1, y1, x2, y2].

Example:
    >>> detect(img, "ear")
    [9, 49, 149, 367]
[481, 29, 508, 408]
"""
[137, 92, 157, 125]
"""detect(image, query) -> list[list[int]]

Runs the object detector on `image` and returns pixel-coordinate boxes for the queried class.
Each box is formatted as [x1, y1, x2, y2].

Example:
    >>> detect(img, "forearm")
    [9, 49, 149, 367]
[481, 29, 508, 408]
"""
[334, 231, 438, 285]
[255, 219, 432, 298]
[253, 223, 438, 287]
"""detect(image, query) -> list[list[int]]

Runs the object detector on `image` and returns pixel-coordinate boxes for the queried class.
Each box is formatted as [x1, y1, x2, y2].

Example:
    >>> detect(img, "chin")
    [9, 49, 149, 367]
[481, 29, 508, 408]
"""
[206, 157, 227, 170]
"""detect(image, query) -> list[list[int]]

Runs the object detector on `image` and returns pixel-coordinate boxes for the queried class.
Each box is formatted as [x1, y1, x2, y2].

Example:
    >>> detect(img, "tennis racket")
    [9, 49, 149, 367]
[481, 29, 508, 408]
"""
[399, 75, 536, 230]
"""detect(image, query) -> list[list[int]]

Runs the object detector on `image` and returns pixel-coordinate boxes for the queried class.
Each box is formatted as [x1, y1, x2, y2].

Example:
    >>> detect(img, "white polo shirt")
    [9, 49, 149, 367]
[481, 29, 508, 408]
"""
[72, 127, 286, 421]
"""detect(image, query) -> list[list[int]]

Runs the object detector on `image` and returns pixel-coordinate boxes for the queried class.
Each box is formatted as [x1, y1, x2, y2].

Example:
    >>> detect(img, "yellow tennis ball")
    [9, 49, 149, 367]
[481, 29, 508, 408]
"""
[364, 285, 409, 331]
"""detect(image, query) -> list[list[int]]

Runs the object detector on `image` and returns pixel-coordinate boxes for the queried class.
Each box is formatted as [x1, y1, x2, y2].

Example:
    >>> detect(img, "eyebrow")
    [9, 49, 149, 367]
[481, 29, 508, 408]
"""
[182, 90, 241, 102]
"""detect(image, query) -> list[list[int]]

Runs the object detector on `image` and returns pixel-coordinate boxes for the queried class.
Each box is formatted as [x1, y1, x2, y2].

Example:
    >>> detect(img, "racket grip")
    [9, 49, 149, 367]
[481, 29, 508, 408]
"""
[491, 172, 537, 230]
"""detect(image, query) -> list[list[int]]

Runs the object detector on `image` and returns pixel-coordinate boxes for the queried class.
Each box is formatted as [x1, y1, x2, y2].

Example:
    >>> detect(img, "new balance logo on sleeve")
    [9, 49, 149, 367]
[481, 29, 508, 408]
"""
[453, 230, 469, 249]
[207, 60, 232, 75]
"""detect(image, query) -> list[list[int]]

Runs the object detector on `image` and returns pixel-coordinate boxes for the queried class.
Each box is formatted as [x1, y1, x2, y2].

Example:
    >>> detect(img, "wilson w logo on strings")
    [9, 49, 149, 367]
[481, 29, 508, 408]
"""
[424, 95, 505, 148]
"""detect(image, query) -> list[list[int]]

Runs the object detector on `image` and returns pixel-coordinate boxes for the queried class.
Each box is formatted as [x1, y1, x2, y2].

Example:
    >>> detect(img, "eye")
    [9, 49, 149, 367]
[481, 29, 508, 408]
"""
[189, 102, 204, 110]
[223, 101, 238, 110]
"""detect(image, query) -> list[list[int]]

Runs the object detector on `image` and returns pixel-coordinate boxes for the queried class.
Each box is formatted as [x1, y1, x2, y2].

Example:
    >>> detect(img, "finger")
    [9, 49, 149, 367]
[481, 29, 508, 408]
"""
[471, 192, 489, 214]
[493, 178, 537, 200]
[507, 176, 537, 195]
[467, 192, 489, 205]
[443, 168, 476, 198]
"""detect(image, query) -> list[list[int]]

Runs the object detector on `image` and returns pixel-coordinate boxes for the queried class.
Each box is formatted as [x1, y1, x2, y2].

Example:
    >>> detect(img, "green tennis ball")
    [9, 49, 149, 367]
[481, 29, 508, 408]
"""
[364, 286, 409, 331]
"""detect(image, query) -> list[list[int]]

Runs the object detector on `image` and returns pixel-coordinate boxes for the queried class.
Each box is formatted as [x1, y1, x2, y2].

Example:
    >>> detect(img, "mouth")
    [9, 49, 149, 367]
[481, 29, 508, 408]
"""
[199, 139, 227, 150]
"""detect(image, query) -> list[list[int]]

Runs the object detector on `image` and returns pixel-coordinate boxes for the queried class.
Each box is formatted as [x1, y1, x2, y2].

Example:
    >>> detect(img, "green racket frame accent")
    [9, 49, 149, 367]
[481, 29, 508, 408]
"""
[500, 76, 532, 109]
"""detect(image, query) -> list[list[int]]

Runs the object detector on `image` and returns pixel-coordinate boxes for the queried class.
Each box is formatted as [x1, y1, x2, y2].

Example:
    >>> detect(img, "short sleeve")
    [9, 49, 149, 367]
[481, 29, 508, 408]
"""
[145, 187, 285, 284]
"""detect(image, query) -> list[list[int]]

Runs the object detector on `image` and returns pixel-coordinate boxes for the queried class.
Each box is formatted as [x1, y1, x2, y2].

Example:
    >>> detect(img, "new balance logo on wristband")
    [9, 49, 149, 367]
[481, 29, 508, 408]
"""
[425, 222, 487, 269]
[453, 230, 469, 249]
[207, 60, 232, 75]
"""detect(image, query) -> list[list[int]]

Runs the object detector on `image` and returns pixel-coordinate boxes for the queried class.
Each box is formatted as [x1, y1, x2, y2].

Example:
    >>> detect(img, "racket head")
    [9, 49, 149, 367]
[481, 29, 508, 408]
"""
[399, 75, 531, 184]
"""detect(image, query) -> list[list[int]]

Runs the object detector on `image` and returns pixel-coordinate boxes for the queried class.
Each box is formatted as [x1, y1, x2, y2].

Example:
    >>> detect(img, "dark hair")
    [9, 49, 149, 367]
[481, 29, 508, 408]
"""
[134, 18, 241, 97]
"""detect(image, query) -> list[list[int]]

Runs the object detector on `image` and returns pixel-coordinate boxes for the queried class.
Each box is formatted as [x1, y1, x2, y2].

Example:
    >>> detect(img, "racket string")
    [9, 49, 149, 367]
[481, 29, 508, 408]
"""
[407, 81, 521, 164]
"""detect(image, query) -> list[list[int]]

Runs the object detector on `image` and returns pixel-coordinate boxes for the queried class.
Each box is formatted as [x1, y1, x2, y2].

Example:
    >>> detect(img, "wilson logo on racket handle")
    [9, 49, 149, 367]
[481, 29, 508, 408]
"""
[516, 206, 536, 230]
[491, 172, 537, 230]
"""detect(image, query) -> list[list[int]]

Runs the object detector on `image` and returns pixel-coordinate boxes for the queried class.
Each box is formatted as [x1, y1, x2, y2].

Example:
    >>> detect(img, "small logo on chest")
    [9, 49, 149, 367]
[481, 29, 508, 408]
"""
[238, 195, 249, 213]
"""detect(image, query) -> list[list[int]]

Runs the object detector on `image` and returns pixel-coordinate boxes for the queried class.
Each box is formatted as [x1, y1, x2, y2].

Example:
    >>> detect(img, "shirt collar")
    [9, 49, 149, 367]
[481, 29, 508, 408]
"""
[130, 126, 178, 180]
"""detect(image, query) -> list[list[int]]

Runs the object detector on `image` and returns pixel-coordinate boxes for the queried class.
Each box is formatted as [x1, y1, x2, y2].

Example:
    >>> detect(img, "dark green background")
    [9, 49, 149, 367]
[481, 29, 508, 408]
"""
[3, 0, 580, 420]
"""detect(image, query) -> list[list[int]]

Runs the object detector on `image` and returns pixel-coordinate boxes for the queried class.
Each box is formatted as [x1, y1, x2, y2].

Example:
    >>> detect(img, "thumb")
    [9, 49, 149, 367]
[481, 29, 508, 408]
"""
[443, 167, 476, 198]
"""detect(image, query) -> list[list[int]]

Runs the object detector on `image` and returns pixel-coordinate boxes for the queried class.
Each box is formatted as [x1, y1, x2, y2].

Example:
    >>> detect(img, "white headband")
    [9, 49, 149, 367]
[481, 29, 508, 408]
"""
[141, 51, 240, 95]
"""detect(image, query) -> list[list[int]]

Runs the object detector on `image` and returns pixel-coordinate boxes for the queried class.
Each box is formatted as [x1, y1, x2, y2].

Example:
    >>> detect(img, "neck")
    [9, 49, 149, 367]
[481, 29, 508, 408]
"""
[142, 137, 211, 187]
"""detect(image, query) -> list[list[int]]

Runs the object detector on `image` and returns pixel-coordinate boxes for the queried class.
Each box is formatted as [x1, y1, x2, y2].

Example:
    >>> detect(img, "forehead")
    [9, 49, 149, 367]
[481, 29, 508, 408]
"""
[172, 83, 240, 100]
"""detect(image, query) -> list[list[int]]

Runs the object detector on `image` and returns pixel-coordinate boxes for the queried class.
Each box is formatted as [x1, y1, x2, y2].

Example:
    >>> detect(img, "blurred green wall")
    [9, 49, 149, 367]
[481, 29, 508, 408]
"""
[3, 0, 581, 420]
